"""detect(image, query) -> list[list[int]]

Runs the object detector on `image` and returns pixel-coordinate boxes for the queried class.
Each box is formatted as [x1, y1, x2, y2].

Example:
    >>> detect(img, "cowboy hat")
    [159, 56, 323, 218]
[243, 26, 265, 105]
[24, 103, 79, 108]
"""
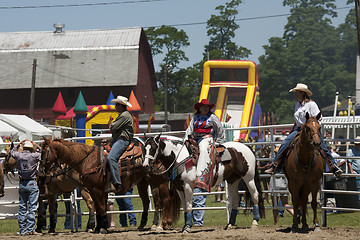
[110, 95, 132, 107]
[194, 99, 215, 110]
[23, 141, 33, 149]
[354, 136, 360, 144]
[289, 83, 313, 97]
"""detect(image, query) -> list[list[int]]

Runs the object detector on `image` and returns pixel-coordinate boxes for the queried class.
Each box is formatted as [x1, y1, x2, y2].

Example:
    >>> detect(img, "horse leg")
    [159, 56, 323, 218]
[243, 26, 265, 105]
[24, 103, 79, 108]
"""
[243, 176, 261, 228]
[150, 186, 161, 231]
[80, 188, 95, 232]
[48, 194, 57, 233]
[35, 195, 45, 233]
[159, 182, 174, 230]
[300, 188, 309, 232]
[224, 179, 241, 230]
[311, 189, 321, 231]
[289, 185, 300, 233]
[178, 183, 193, 233]
[137, 180, 150, 230]
[90, 188, 108, 234]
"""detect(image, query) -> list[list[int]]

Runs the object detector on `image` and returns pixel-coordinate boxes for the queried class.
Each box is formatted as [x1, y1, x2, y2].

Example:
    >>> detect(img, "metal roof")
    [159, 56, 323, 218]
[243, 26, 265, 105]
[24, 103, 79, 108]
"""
[0, 27, 142, 51]
[0, 27, 145, 89]
[322, 116, 360, 128]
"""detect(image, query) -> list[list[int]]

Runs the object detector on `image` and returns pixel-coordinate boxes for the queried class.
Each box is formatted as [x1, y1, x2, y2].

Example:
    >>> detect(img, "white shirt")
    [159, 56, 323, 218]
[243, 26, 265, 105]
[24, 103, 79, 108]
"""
[294, 100, 321, 128]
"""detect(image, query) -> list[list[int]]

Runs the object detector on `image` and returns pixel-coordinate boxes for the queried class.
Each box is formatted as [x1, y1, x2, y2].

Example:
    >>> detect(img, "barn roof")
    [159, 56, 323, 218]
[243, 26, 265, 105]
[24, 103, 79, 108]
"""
[0, 27, 153, 89]
[0, 27, 142, 51]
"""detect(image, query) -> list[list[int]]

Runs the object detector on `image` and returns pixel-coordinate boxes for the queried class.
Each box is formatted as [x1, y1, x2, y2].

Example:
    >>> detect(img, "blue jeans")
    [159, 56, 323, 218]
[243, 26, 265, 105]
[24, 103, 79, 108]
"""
[192, 187, 207, 226]
[115, 188, 137, 226]
[108, 139, 130, 186]
[274, 128, 335, 163]
[64, 189, 82, 229]
[18, 180, 39, 235]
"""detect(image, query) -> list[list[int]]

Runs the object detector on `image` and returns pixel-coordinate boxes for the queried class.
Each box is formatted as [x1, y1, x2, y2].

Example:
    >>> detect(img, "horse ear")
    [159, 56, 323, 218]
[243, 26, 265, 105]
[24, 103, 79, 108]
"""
[316, 112, 322, 120]
[10, 142, 14, 150]
[155, 133, 162, 143]
[306, 112, 310, 121]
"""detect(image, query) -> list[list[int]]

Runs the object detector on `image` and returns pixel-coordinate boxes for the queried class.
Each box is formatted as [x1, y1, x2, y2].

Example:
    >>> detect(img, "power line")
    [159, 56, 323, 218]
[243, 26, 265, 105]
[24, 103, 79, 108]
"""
[0, 0, 164, 10]
[145, 6, 354, 28]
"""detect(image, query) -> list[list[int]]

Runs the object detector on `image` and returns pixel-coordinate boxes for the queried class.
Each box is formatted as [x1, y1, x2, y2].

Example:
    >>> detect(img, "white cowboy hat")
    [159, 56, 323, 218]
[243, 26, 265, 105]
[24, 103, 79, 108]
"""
[289, 83, 313, 97]
[110, 95, 132, 108]
[23, 140, 33, 149]
[354, 136, 360, 144]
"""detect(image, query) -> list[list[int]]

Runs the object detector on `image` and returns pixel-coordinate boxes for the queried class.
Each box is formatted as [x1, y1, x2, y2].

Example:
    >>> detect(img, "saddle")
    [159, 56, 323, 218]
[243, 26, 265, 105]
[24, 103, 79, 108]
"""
[184, 140, 229, 191]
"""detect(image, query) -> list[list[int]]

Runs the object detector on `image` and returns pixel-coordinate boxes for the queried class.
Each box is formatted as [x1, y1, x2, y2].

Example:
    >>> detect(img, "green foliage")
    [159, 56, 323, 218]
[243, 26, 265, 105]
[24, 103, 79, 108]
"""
[205, 0, 251, 60]
[259, 0, 357, 123]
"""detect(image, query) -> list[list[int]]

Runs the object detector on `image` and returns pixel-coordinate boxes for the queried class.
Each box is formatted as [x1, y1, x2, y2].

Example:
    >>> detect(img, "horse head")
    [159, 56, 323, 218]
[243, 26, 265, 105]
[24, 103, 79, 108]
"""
[143, 134, 163, 172]
[303, 112, 322, 150]
[40, 137, 60, 175]
[3, 142, 17, 175]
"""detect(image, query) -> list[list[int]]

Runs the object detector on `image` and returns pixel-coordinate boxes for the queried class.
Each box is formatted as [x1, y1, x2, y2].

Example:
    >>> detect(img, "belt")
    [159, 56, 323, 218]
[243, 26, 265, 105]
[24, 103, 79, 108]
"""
[20, 179, 35, 181]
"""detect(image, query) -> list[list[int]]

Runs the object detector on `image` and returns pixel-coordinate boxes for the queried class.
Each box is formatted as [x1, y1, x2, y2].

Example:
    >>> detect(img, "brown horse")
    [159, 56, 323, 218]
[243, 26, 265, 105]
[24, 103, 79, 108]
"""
[42, 138, 180, 233]
[3, 143, 96, 233]
[36, 161, 96, 233]
[283, 112, 324, 232]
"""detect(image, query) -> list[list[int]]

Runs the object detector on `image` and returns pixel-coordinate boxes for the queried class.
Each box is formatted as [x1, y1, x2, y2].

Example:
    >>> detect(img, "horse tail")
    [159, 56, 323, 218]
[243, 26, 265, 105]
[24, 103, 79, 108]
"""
[168, 181, 181, 224]
[254, 161, 265, 219]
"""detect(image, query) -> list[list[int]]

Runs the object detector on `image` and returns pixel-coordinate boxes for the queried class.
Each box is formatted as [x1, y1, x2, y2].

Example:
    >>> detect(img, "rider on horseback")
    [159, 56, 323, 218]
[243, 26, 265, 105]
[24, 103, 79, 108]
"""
[265, 83, 342, 177]
[106, 95, 134, 193]
[185, 99, 225, 189]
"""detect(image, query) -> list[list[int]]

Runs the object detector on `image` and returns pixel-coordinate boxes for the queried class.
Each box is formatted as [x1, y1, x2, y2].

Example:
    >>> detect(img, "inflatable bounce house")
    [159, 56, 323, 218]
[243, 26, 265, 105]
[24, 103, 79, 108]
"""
[53, 90, 141, 145]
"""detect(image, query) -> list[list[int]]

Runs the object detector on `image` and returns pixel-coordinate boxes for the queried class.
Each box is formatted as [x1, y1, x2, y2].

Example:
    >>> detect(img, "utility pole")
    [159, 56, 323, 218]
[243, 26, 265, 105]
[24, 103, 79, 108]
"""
[356, 0, 360, 56]
[29, 59, 37, 119]
[164, 64, 168, 125]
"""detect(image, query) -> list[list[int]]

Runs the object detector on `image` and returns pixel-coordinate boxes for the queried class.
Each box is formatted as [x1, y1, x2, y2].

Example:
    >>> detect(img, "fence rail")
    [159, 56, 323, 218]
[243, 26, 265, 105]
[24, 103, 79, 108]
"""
[1, 122, 360, 230]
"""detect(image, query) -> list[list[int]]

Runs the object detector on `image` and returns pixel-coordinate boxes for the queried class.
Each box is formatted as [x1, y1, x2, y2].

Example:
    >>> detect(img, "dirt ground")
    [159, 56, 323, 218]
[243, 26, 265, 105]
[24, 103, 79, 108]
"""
[1, 225, 360, 240]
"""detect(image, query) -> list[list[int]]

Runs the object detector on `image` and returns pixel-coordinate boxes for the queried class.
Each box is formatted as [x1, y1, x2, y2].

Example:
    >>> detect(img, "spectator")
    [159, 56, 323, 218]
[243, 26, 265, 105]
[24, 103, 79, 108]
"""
[115, 188, 137, 227]
[269, 173, 294, 225]
[10, 140, 41, 235]
[257, 146, 271, 204]
[192, 187, 208, 227]
[214, 182, 225, 203]
[346, 136, 360, 202]
[64, 189, 82, 230]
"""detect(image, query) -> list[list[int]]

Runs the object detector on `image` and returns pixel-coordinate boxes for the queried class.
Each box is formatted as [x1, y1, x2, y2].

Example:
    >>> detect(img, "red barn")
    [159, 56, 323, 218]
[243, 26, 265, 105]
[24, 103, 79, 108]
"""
[0, 26, 157, 124]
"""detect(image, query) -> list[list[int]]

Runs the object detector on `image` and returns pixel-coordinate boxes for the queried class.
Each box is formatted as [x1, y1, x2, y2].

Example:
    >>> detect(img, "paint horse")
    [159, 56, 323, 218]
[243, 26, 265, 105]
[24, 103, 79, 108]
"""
[41, 138, 180, 233]
[143, 135, 265, 232]
[283, 112, 324, 232]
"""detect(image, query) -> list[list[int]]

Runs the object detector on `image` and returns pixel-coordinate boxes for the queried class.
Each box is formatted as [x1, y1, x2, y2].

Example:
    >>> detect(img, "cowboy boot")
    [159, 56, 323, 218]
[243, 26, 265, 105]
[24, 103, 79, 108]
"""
[265, 157, 283, 174]
[320, 149, 342, 178]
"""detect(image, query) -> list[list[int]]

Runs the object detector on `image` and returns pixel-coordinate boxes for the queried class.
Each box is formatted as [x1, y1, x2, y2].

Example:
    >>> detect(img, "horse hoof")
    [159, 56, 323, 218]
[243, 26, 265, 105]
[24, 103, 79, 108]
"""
[156, 226, 164, 232]
[48, 228, 55, 234]
[151, 225, 157, 231]
[302, 223, 309, 232]
[224, 223, 233, 230]
[99, 228, 107, 234]
[291, 224, 298, 233]
[181, 225, 191, 233]
[251, 220, 258, 228]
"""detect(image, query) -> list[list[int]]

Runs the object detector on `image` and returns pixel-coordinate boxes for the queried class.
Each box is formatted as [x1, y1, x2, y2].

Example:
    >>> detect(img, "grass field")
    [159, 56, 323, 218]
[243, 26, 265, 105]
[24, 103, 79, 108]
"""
[1, 187, 360, 234]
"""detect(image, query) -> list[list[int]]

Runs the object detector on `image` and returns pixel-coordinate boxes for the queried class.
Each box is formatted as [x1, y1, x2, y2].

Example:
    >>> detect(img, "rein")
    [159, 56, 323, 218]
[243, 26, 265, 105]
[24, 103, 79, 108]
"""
[151, 139, 188, 176]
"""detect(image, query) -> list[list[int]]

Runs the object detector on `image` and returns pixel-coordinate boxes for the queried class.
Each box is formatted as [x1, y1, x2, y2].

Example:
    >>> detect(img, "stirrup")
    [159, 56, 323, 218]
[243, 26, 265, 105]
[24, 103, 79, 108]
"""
[333, 166, 343, 178]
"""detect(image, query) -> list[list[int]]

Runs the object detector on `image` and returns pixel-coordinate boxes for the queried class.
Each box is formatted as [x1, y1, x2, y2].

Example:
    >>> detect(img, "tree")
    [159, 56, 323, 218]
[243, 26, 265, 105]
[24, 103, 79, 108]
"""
[204, 0, 251, 60]
[145, 25, 191, 112]
[259, 0, 356, 123]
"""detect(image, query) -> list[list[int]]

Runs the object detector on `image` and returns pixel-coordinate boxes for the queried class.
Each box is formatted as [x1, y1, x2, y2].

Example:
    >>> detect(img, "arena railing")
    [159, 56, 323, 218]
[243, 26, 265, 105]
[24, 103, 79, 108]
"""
[1, 122, 360, 229]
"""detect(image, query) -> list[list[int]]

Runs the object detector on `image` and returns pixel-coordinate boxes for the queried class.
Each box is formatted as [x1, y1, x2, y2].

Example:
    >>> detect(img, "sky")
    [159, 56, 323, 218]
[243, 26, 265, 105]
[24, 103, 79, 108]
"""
[0, 0, 352, 71]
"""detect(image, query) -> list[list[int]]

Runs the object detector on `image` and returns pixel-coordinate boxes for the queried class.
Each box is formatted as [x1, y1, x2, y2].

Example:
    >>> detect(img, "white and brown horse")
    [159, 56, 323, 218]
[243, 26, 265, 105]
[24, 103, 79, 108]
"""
[143, 135, 265, 232]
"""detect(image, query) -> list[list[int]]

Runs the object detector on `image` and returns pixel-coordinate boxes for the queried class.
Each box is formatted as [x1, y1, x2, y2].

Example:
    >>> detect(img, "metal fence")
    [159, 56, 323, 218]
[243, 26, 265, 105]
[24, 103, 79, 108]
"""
[1, 122, 360, 230]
